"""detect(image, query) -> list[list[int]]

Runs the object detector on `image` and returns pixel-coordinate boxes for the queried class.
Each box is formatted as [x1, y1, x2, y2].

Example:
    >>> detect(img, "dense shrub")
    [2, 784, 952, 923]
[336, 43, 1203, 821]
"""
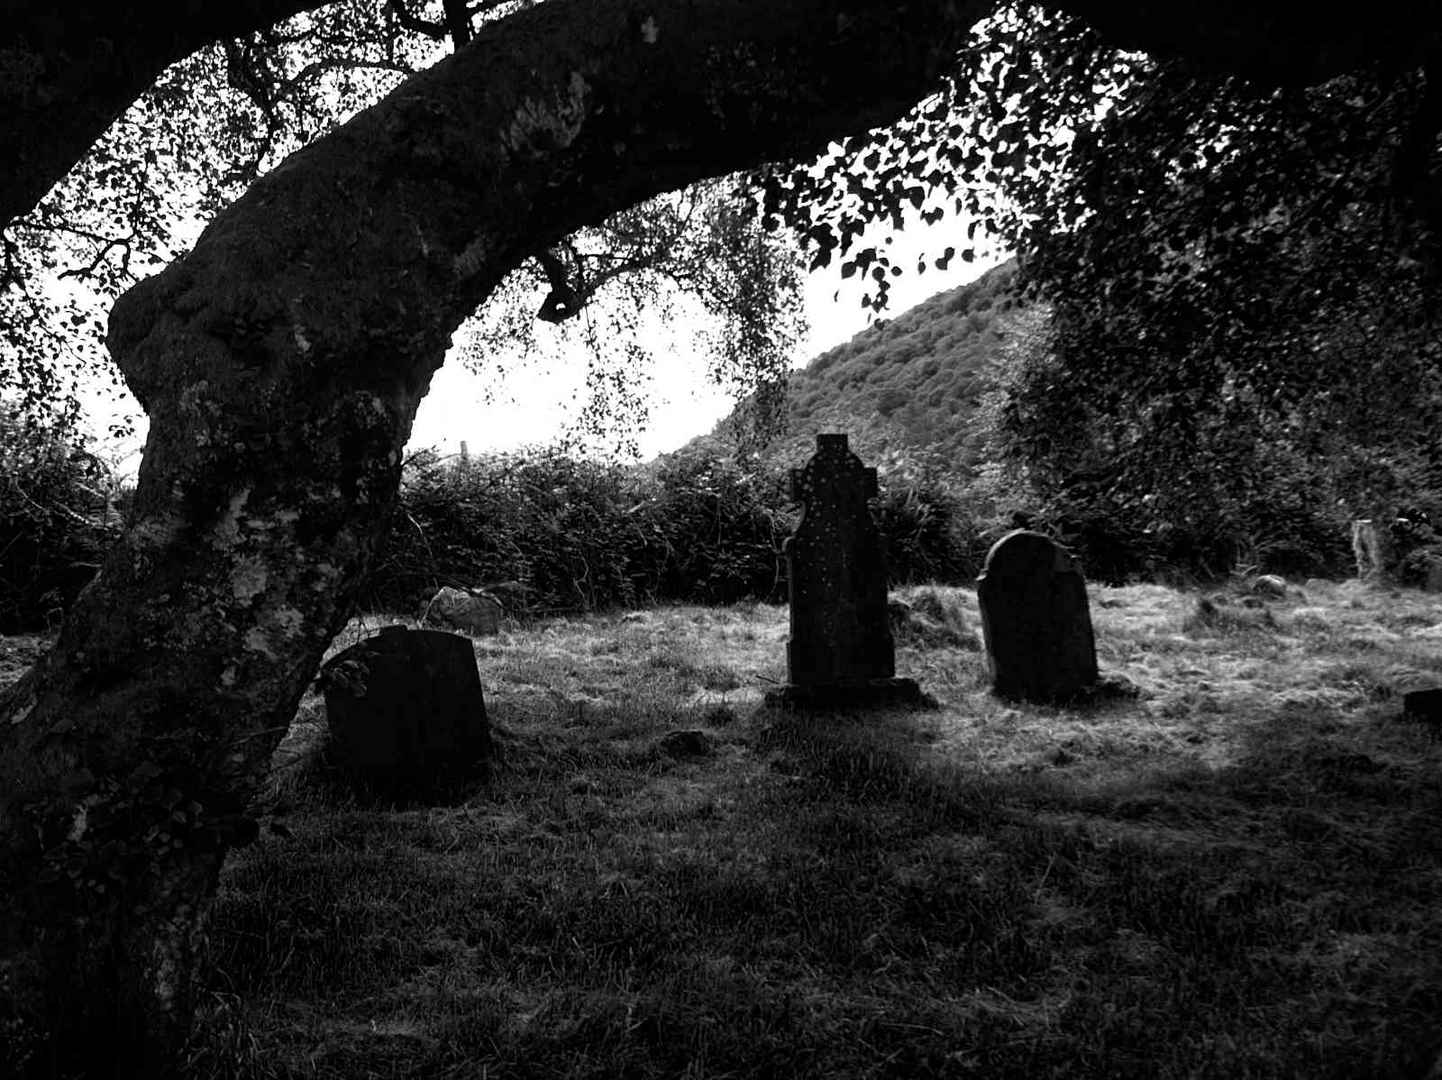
[1392, 507, 1442, 588]
[365, 444, 986, 617]
[0, 410, 121, 632]
[365, 448, 647, 615]
[639, 450, 793, 605]
[871, 454, 988, 585]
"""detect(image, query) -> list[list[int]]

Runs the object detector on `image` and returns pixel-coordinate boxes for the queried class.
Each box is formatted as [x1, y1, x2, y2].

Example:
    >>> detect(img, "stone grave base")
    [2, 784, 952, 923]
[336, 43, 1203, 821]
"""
[765, 676, 928, 711]
[996, 672, 1141, 707]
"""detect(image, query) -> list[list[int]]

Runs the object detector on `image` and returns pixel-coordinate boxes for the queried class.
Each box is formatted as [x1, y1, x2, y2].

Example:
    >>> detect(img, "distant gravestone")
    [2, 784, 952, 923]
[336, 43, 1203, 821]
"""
[1424, 556, 1442, 593]
[320, 626, 492, 797]
[767, 433, 922, 709]
[977, 530, 1098, 704]
[1351, 519, 1394, 583]
[424, 586, 503, 636]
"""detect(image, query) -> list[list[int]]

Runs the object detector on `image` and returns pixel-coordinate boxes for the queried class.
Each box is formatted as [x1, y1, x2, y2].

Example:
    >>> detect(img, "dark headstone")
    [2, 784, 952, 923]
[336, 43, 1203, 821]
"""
[1403, 688, 1442, 730]
[766, 433, 922, 709]
[977, 530, 1098, 704]
[320, 626, 492, 797]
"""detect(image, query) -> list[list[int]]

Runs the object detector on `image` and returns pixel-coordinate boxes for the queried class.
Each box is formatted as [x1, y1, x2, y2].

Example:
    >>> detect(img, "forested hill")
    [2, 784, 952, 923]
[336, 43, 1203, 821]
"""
[694, 258, 1025, 469]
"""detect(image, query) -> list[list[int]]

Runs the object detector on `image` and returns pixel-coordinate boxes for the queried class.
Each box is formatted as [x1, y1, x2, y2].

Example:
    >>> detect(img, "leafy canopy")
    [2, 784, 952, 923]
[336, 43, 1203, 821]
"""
[1, 0, 804, 450]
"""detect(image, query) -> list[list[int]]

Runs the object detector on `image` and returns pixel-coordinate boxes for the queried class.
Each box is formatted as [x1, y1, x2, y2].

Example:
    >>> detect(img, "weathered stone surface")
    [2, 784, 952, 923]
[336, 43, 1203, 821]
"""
[320, 626, 491, 796]
[785, 434, 891, 683]
[768, 433, 921, 709]
[977, 530, 1098, 704]
[424, 586, 503, 636]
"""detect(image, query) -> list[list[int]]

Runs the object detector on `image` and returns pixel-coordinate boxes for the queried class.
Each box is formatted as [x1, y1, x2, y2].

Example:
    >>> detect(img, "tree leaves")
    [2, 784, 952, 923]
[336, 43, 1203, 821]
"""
[986, 52, 1442, 563]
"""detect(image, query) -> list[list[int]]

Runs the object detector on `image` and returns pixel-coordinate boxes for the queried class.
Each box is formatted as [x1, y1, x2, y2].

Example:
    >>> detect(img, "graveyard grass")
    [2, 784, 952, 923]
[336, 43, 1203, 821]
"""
[158, 579, 1442, 1077]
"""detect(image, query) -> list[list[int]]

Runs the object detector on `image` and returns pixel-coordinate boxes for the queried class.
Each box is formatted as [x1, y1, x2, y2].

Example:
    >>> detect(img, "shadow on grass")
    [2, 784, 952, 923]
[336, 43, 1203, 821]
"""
[192, 659, 1442, 1080]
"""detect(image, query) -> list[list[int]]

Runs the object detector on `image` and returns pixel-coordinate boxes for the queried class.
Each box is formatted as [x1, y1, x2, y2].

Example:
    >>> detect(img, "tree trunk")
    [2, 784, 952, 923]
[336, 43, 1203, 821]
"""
[0, 0, 984, 1073]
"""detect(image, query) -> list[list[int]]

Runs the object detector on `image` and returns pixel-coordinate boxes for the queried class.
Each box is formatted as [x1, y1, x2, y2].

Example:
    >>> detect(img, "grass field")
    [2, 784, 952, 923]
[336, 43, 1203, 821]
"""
[146, 579, 1442, 1077]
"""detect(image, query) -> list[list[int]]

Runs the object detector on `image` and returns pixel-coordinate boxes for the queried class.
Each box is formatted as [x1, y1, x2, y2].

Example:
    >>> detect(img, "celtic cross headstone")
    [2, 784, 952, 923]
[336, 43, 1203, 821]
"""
[768, 433, 922, 709]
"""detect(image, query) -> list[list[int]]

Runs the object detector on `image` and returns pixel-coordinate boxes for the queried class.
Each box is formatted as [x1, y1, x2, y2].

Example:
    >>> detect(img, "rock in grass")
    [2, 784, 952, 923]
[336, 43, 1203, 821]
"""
[660, 729, 712, 757]
[423, 586, 503, 636]
[1250, 574, 1288, 598]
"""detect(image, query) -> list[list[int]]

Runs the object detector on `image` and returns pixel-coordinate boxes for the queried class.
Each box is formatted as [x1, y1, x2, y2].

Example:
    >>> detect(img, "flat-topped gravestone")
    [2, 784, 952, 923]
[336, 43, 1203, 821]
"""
[320, 626, 492, 798]
[767, 433, 922, 709]
[977, 530, 1098, 704]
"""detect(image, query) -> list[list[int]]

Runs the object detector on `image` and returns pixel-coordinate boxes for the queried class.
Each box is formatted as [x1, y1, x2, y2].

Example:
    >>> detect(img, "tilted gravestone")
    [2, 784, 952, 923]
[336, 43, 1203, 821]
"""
[977, 529, 1098, 704]
[320, 626, 492, 797]
[767, 433, 922, 709]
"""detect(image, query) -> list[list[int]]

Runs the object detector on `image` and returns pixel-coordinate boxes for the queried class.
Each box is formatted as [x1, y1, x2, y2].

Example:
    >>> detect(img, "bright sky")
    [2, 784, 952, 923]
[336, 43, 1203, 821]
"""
[406, 215, 1006, 463]
[82, 211, 1006, 475]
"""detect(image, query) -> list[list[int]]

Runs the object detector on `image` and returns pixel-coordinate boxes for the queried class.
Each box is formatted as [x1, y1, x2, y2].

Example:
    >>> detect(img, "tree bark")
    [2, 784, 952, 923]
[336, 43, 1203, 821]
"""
[0, 0, 986, 1073]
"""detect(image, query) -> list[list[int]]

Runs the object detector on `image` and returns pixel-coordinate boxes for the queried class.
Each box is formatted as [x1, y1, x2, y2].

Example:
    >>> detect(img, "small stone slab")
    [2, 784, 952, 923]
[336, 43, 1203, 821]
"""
[1402, 687, 1442, 730]
[320, 626, 492, 797]
[977, 530, 1098, 704]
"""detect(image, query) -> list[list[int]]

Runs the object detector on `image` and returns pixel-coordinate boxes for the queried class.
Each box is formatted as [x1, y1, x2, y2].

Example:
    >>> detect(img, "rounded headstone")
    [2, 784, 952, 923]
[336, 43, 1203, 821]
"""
[976, 530, 1098, 704]
[320, 626, 491, 797]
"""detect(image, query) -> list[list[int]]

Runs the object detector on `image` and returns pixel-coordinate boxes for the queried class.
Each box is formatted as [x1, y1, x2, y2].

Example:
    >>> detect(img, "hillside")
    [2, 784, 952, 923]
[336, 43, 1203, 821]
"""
[696, 259, 1026, 470]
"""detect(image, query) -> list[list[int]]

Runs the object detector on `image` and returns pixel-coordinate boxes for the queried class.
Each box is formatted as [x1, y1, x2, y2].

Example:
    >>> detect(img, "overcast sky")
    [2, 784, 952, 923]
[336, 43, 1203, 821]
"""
[82, 211, 1005, 476]
[406, 215, 1006, 463]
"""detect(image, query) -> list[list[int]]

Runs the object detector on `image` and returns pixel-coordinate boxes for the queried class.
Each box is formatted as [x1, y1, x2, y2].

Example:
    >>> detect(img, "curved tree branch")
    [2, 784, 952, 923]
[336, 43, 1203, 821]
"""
[0, 0, 988, 1069]
[5, 0, 1441, 230]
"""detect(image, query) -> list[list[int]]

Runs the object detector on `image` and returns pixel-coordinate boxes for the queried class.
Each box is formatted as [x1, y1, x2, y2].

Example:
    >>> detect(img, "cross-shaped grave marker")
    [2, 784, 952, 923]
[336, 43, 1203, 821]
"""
[767, 433, 924, 709]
